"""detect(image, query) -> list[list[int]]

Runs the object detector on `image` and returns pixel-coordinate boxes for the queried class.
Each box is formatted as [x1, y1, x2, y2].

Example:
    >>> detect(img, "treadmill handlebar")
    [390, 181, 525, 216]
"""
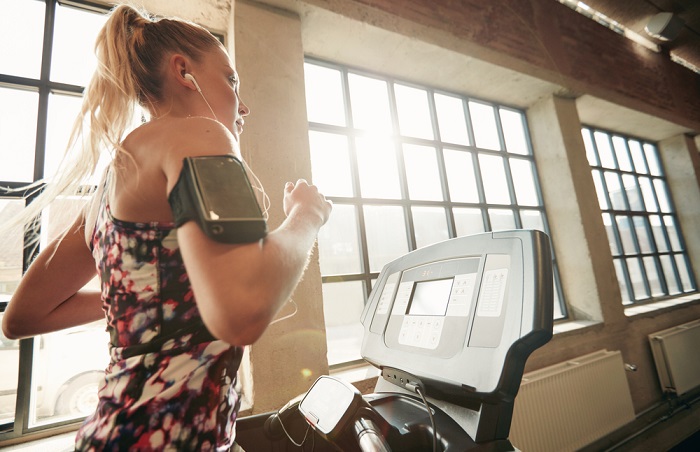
[355, 417, 391, 452]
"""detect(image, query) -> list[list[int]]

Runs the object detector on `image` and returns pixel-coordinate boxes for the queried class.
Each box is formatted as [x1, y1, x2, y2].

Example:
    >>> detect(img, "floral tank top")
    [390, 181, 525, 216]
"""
[75, 176, 243, 451]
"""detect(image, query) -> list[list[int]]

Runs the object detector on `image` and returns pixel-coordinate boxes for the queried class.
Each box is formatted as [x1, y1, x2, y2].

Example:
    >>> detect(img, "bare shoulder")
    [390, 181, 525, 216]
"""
[123, 117, 240, 187]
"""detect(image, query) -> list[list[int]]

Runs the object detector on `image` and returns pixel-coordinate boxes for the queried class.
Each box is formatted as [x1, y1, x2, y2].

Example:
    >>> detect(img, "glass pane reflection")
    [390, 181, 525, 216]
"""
[317, 204, 362, 275]
[323, 281, 365, 366]
[304, 64, 345, 126]
[412, 206, 448, 249]
[364, 205, 407, 272]
[434, 94, 469, 145]
[0, 88, 39, 183]
[51, 4, 108, 86]
[394, 84, 433, 140]
[403, 144, 443, 201]
[309, 131, 353, 197]
[0, 0, 45, 79]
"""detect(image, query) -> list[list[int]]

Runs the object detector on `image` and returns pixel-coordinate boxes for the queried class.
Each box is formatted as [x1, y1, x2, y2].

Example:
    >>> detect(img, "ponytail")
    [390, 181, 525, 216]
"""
[0, 4, 222, 251]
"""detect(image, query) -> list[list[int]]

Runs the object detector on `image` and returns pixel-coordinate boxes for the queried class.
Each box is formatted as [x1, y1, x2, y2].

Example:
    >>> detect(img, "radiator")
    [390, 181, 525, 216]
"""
[649, 318, 700, 395]
[509, 350, 636, 452]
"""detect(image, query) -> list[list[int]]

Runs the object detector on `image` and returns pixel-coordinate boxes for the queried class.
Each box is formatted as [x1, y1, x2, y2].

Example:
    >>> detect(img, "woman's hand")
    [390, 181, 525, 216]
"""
[283, 179, 332, 227]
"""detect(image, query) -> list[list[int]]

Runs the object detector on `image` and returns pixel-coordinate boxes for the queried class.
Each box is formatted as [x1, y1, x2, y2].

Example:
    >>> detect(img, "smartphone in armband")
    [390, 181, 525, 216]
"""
[168, 155, 268, 243]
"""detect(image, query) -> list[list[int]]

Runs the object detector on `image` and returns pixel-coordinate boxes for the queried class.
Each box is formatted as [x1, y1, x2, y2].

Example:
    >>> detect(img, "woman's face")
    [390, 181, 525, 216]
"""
[193, 46, 250, 140]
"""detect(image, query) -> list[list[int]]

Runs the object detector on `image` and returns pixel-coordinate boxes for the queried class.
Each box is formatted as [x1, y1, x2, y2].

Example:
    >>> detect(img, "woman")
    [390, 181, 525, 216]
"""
[1, 4, 331, 451]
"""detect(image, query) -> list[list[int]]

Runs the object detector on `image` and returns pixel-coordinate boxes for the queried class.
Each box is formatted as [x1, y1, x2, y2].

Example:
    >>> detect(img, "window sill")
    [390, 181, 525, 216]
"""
[0, 431, 75, 451]
[624, 293, 700, 317]
[552, 319, 600, 334]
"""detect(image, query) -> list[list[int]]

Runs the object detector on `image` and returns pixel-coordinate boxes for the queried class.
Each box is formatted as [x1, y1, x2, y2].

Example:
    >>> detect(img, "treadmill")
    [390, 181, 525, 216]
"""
[236, 229, 554, 451]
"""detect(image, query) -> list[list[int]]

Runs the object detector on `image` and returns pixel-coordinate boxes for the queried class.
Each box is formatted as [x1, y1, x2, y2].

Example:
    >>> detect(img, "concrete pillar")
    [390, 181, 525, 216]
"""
[658, 134, 700, 285]
[234, 0, 329, 413]
[526, 95, 624, 324]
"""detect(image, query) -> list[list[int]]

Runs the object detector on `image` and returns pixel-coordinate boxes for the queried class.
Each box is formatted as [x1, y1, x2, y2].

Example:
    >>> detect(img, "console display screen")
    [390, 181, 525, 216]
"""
[407, 278, 453, 316]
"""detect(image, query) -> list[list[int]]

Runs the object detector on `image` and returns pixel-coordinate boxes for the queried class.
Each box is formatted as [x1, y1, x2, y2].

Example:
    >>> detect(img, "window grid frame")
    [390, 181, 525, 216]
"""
[584, 125, 696, 303]
[306, 58, 566, 370]
[0, 0, 113, 442]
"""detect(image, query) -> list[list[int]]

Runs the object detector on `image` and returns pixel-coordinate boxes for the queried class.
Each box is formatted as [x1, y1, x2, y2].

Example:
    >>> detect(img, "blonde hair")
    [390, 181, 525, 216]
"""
[2, 4, 222, 250]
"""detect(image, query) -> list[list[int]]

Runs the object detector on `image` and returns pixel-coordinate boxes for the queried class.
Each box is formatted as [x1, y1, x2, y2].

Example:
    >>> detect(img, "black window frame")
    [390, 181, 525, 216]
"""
[583, 125, 697, 304]
[304, 58, 567, 370]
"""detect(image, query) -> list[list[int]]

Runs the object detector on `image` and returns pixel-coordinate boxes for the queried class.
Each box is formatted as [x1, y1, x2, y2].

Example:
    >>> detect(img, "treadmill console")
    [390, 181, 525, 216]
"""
[361, 230, 553, 402]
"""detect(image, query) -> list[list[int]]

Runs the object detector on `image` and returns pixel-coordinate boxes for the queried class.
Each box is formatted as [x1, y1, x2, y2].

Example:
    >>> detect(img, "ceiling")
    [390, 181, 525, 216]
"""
[576, 0, 700, 72]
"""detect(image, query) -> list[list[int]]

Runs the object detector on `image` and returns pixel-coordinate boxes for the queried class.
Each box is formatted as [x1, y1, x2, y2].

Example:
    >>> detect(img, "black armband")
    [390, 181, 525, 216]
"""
[168, 155, 267, 243]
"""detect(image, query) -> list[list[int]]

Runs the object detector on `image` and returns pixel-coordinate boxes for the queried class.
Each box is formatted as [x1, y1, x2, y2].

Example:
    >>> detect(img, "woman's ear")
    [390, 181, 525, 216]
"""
[168, 54, 196, 90]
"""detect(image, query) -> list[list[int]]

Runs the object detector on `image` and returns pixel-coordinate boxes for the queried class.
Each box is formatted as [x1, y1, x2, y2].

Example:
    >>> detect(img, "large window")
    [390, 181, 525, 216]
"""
[583, 126, 696, 304]
[304, 59, 565, 367]
[0, 0, 110, 441]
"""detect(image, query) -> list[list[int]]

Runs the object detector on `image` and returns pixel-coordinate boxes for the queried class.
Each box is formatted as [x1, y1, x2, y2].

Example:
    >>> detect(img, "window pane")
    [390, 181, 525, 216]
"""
[51, 4, 107, 86]
[356, 137, 401, 199]
[627, 257, 648, 299]
[412, 206, 449, 249]
[633, 216, 652, 253]
[0, 88, 39, 182]
[650, 215, 668, 252]
[653, 180, 671, 212]
[309, 131, 353, 197]
[612, 136, 632, 171]
[509, 158, 538, 206]
[403, 144, 443, 201]
[604, 172, 626, 210]
[622, 174, 643, 211]
[0, 198, 24, 425]
[489, 208, 515, 231]
[444, 149, 478, 203]
[479, 154, 510, 204]
[521, 210, 544, 232]
[45, 93, 82, 181]
[592, 170, 609, 210]
[675, 255, 694, 291]
[468, 101, 500, 151]
[629, 140, 647, 173]
[434, 94, 469, 145]
[32, 323, 108, 425]
[660, 255, 680, 295]
[317, 204, 361, 275]
[644, 144, 662, 176]
[553, 280, 564, 320]
[594, 131, 616, 169]
[616, 216, 636, 254]
[643, 256, 663, 297]
[582, 129, 598, 166]
[323, 281, 365, 366]
[454, 207, 484, 237]
[499, 108, 529, 155]
[664, 216, 682, 251]
[39, 198, 76, 245]
[639, 177, 657, 212]
[0, 312, 20, 425]
[0, 199, 24, 302]
[602, 213, 620, 255]
[304, 63, 346, 126]
[394, 84, 433, 140]
[613, 259, 631, 304]
[0, 0, 45, 79]
[348, 74, 392, 134]
[364, 205, 408, 272]
[31, 198, 106, 425]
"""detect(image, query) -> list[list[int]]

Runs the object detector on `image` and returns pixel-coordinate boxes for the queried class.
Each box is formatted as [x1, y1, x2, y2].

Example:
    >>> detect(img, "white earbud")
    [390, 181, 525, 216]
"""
[183, 73, 202, 92]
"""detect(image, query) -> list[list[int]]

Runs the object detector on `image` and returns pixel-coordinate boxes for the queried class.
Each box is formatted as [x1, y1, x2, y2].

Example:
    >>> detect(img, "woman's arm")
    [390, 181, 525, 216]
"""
[178, 179, 331, 345]
[163, 119, 332, 346]
[1, 213, 103, 340]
